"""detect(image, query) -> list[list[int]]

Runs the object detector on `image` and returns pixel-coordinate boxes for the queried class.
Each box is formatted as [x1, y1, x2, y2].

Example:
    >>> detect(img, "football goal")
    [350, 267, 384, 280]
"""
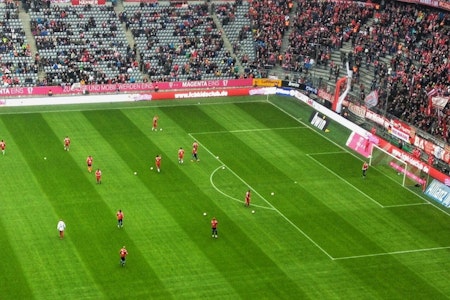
[369, 144, 427, 189]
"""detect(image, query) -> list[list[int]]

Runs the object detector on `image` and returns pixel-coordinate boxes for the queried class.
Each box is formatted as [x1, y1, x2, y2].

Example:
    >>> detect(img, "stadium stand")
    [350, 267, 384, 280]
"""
[29, 2, 142, 85]
[369, 2, 450, 142]
[247, 0, 293, 72]
[1, 0, 449, 167]
[276, 0, 449, 146]
[285, 0, 373, 74]
[0, 0, 39, 87]
[213, 0, 259, 77]
[124, 2, 240, 82]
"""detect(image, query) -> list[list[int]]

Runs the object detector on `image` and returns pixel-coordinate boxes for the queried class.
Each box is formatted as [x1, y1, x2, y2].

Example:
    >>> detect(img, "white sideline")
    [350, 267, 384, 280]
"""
[5, 93, 447, 260]
[0, 94, 134, 107]
[333, 245, 450, 260]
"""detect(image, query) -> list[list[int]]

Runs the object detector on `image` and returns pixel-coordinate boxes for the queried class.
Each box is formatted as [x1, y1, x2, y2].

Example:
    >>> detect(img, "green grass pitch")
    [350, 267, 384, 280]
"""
[1, 95, 450, 299]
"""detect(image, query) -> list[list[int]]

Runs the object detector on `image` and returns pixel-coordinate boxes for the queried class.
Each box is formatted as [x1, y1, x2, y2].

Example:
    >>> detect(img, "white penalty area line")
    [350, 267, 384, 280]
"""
[306, 153, 384, 208]
[383, 202, 429, 208]
[307, 153, 429, 209]
[267, 100, 439, 209]
[189, 133, 335, 260]
[333, 245, 450, 260]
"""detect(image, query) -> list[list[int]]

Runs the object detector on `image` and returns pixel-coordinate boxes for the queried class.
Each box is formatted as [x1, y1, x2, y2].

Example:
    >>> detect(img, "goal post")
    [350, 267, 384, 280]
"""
[369, 144, 427, 189]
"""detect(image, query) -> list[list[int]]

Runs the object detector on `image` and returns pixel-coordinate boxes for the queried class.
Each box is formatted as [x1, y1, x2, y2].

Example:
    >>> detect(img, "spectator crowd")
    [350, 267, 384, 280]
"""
[1, 0, 449, 148]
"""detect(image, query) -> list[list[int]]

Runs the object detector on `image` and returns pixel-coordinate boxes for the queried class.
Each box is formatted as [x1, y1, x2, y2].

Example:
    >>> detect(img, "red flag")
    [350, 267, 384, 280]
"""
[427, 88, 437, 97]
[426, 98, 432, 115]
[426, 88, 438, 116]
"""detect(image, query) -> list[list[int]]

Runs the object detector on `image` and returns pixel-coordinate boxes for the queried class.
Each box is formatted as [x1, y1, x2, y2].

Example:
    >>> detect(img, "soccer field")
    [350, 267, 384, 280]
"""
[1, 95, 450, 299]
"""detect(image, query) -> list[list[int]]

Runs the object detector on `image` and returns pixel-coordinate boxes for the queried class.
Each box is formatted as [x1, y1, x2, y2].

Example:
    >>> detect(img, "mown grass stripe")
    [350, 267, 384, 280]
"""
[1, 96, 449, 298]
[83, 108, 308, 298]
[0, 218, 34, 299]
[1, 113, 171, 299]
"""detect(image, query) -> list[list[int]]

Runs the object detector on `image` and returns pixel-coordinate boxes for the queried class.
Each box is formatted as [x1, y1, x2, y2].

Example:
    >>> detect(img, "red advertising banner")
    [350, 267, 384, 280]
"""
[396, 0, 449, 10]
[130, 88, 253, 101]
[440, 1, 450, 10]
[389, 161, 426, 187]
[344, 101, 450, 164]
[0, 79, 253, 97]
[377, 138, 450, 184]
[328, 0, 377, 7]
[317, 89, 333, 103]
[389, 119, 412, 142]
[71, 0, 106, 4]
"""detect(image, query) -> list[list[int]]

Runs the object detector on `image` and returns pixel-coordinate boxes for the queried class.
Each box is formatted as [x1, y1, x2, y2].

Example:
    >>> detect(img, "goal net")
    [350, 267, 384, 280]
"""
[369, 144, 426, 189]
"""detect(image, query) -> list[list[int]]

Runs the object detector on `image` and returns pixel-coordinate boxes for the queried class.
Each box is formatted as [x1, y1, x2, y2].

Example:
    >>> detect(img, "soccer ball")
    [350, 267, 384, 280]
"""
[252, 210, 255, 214]
[44, 157, 47, 160]
[134, 172, 137, 175]
[271, 192, 274, 196]
[150, 167, 153, 170]
[203, 212, 207, 216]
[160, 128, 162, 131]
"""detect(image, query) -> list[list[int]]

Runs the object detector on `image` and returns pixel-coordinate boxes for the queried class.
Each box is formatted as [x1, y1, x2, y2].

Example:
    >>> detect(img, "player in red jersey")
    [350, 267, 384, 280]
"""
[155, 155, 162, 172]
[152, 115, 159, 131]
[245, 190, 251, 207]
[211, 217, 218, 238]
[362, 161, 369, 178]
[192, 141, 199, 162]
[95, 168, 102, 184]
[0, 139, 5, 155]
[119, 246, 128, 267]
[86, 155, 93, 173]
[117, 210, 124, 228]
[178, 147, 185, 164]
[63, 136, 71, 151]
